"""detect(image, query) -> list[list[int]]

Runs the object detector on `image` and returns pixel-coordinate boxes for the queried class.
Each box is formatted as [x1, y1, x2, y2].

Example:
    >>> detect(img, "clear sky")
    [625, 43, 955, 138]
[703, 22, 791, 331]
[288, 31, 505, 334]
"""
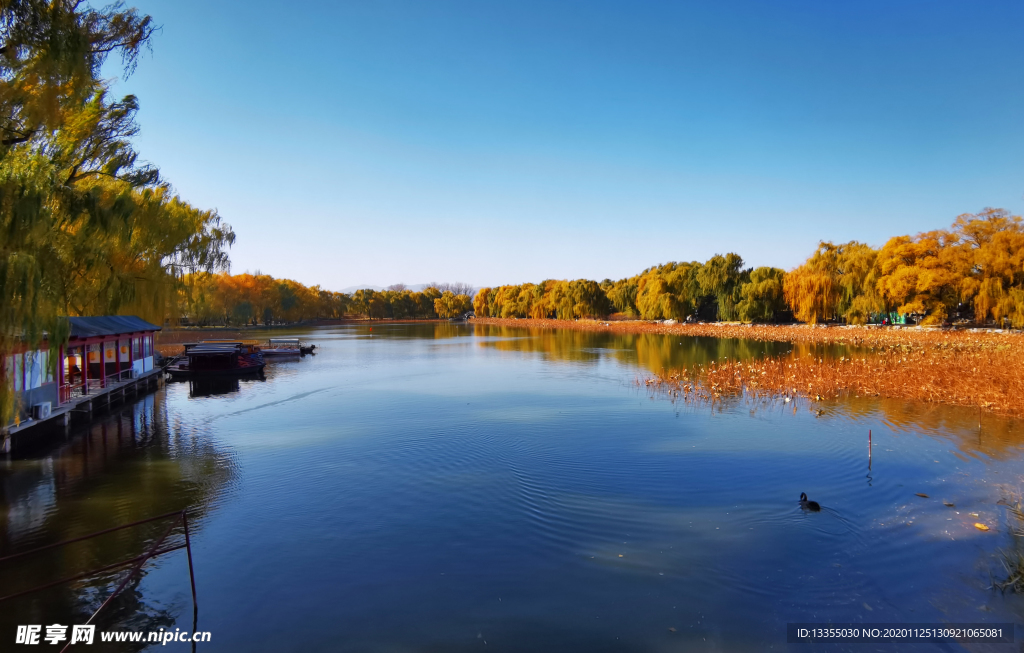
[110, 0, 1024, 290]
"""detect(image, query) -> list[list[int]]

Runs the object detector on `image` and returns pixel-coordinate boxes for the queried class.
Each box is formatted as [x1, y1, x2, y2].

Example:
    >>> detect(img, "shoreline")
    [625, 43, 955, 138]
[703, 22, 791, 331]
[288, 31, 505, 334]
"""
[470, 317, 1021, 348]
[472, 317, 1024, 417]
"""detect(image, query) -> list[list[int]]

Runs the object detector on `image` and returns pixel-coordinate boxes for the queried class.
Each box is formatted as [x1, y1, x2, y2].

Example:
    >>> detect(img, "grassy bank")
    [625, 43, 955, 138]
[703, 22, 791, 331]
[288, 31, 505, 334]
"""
[472, 317, 1024, 417]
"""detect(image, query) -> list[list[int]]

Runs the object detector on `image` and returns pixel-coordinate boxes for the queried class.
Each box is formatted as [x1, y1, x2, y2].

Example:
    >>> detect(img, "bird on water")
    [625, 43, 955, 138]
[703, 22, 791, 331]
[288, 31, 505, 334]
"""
[799, 492, 820, 512]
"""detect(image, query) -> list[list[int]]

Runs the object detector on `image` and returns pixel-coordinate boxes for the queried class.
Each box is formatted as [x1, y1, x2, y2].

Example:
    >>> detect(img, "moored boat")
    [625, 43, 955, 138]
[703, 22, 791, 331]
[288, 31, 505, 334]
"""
[261, 338, 316, 356]
[166, 342, 265, 378]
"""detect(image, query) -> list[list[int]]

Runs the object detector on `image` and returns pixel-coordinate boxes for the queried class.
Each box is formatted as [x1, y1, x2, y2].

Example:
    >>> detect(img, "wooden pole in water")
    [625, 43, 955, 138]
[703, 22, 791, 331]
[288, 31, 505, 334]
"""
[868, 429, 872, 469]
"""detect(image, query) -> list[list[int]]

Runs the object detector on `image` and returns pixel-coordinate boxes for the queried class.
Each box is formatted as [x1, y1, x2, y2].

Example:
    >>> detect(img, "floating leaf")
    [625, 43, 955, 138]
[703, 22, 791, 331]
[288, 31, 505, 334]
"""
[668, 627, 677, 633]
[975, 523, 990, 531]
[943, 501, 955, 507]
[915, 493, 930, 498]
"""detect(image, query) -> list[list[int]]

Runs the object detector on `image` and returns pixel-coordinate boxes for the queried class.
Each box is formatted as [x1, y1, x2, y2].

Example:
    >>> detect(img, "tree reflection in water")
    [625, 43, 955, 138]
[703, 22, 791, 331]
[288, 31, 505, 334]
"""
[468, 323, 1024, 458]
[471, 323, 847, 374]
[0, 391, 234, 648]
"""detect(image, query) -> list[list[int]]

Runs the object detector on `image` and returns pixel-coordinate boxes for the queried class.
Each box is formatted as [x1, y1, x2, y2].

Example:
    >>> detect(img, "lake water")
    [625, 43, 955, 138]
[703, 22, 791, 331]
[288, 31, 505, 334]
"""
[2, 323, 1024, 651]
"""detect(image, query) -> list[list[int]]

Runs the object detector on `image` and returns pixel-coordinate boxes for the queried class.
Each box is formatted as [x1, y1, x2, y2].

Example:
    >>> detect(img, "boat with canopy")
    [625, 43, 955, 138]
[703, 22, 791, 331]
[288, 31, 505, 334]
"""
[165, 342, 265, 378]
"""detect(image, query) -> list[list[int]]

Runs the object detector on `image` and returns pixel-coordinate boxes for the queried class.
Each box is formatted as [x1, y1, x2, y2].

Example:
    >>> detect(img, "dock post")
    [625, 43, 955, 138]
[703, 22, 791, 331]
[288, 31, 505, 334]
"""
[182, 511, 199, 614]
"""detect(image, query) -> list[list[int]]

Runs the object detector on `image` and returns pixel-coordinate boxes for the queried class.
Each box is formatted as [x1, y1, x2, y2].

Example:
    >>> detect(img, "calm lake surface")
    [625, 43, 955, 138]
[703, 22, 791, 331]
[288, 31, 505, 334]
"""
[3, 323, 1024, 651]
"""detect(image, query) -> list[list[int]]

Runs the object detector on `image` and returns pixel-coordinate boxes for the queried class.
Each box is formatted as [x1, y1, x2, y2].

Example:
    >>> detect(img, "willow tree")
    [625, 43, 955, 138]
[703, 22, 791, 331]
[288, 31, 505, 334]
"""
[950, 208, 1024, 326]
[695, 253, 747, 321]
[837, 242, 884, 324]
[786, 246, 839, 323]
[634, 262, 700, 320]
[785, 241, 884, 324]
[604, 277, 638, 316]
[434, 291, 472, 319]
[1, 0, 154, 425]
[737, 267, 786, 323]
[169, 195, 235, 322]
[876, 231, 960, 324]
[472, 287, 492, 317]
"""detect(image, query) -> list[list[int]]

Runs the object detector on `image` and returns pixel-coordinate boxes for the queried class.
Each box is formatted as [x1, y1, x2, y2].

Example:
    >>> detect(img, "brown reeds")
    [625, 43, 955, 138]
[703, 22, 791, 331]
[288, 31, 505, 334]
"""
[473, 318, 1024, 417]
[642, 346, 1024, 417]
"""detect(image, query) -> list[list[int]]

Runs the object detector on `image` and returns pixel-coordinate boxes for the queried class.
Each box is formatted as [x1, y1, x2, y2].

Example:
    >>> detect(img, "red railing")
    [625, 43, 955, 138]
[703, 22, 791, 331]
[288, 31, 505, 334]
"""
[0, 510, 198, 651]
[60, 369, 137, 403]
[104, 369, 135, 386]
[59, 383, 75, 404]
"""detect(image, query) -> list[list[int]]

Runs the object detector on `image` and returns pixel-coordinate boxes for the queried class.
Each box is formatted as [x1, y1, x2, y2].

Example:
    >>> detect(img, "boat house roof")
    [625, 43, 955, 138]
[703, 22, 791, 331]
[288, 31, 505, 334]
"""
[69, 316, 161, 339]
[185, 343, 245, 355]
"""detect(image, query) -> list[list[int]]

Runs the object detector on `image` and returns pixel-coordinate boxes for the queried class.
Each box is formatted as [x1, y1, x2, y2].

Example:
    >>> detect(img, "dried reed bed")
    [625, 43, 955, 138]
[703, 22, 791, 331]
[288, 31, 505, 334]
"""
[642, 346, 1024, 417]
[472, 317, 1024, 416]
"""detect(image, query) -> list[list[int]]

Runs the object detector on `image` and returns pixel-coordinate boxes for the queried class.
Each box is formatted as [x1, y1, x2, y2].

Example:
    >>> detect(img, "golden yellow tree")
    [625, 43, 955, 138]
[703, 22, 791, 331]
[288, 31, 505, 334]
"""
[949, 208, 1024, 325]
[434, 291, 472, 318]
[875, 231, 960, 324]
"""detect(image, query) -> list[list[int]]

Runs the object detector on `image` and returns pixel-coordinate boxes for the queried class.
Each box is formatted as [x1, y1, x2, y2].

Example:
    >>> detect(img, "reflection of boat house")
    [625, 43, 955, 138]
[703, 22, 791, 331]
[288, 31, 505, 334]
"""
[3, 316, 163, 452]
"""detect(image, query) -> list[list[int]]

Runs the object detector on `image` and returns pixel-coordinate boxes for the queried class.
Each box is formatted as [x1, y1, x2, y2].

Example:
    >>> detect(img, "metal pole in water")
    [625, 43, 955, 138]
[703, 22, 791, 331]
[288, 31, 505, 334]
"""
[182, 510, 198, 614]
[868, 429, 872, 469]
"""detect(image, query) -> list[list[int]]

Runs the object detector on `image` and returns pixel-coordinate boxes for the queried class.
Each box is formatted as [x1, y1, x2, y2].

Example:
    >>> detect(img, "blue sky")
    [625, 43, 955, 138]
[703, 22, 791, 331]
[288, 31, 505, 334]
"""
[110, 1, 1024, 290]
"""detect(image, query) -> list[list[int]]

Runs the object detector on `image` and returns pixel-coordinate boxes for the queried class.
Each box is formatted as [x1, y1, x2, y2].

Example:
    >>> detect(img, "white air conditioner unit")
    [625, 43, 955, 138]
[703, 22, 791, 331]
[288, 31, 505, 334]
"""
[33, 402, 51, 419]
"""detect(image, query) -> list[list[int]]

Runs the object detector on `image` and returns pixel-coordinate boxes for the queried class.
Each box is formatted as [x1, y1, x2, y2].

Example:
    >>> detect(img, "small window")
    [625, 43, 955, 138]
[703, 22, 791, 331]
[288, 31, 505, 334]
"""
[132, 337, 142, 360]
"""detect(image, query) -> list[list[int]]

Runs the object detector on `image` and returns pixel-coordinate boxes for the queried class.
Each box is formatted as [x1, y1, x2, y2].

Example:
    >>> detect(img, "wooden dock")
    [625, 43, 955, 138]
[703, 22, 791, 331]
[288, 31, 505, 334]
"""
[2, 368, 165, 454]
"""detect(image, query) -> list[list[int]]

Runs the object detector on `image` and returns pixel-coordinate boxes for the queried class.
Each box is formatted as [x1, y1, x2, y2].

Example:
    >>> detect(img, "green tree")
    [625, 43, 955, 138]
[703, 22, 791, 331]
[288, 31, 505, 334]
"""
[434, 290, 472, 318]
[1, 1, 156, 424]
[737, 267, 786, 323]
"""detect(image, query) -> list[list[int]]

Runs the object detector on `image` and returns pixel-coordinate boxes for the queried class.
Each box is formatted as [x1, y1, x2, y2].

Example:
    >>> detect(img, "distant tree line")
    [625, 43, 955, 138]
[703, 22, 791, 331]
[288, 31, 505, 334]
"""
[181, 274, 474, 325]
[474, 209, 1024, 327]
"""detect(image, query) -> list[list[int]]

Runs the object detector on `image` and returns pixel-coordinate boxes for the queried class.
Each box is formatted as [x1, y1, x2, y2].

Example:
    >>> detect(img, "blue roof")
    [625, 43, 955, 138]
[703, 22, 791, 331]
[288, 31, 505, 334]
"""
[68, 316, 161, 339]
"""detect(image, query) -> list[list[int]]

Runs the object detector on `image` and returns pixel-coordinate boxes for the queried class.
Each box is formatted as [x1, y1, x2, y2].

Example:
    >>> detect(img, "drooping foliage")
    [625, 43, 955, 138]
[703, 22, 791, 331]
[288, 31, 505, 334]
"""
[479, 255, 747, 322]
[1, 2, 232, 424]
[434, 290, 472, 319]
[472, 279, 610, 320]
[874, 209, 1024, 326]
[737, 267, 786, 323]
[473, 209, 1024, 330]
[784, 241, 884, 324]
